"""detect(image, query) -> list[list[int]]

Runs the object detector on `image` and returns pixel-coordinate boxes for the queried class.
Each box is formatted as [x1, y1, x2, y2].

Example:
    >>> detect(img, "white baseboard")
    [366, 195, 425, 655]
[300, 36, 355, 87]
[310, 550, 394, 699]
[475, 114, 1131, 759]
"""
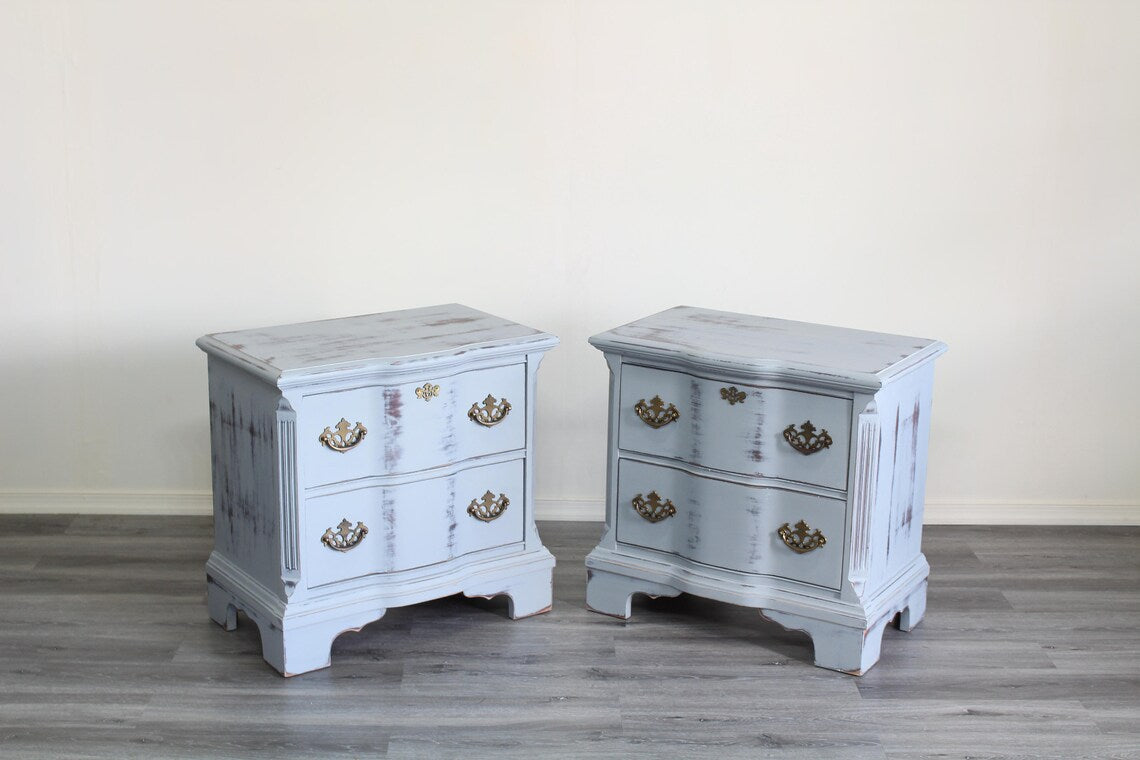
[0, 491, 1137, 525]
[0, 490, 214, 516]
[921, 499, 1140, 526]
[535, 498, 605, 521]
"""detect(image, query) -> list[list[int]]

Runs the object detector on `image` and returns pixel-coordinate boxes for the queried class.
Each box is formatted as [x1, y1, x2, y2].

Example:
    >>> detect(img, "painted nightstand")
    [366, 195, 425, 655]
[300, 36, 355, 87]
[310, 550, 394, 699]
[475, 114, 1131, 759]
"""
[197, 304, 558, 675]
[585, 306, 947, 674]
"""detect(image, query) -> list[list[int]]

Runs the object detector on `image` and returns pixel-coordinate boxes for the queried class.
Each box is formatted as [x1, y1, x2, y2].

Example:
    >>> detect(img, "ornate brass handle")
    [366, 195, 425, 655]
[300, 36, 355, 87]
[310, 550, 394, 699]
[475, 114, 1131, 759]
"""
[468, 395, 511, 427]
[720, 386, 747, 405]
[319, 418, 367, 452]
[415, 382, 440, 401]
[778, 520, 827, 554]
[634, 396, 680, 428]
[468, 491, 509, 522]
[632, 491, 676, 523]
[321, 518, 368, 551]
[783, 421, 833, 454]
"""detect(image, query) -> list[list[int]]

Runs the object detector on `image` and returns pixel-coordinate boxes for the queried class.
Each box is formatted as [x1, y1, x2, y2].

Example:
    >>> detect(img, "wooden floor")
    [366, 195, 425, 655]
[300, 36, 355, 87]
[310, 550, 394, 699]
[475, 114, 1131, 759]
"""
[0, 517, 1137, 759]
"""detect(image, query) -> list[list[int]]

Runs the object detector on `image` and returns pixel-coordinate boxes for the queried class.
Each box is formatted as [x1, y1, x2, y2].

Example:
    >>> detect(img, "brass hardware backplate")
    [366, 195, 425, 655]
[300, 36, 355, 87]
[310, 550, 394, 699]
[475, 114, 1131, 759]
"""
[468, 491, 509, 522]
[468, 394, 511, 427]
[415, 383, 440, 401]
[778, 520, 827, 554]
[720, 386, 747, 405]
[632, 491, 677, 523]
[783, 420, 833, 454]
[321, 518, 368, 551]
[319, 418, 367, 452]
[634, 396, 680, 428]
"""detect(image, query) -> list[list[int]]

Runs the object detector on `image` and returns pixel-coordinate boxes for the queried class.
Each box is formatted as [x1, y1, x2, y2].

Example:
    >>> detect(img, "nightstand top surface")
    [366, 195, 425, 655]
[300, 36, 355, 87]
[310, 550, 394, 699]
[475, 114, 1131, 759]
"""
[589, 306, 946, 390]
[197, 303, 557, 384]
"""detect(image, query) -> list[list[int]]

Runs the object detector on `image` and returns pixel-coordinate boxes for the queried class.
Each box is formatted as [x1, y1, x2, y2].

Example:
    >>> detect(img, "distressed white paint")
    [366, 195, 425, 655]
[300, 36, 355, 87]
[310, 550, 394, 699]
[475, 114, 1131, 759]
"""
[303, 458, 525, 587]
[199, 304, 559, 676]
[586, 307, 946, 675]
[196, 303, 553, 387]
[615, 457, 847, 590]
[297, 363, 527, 485]
[596, 306, 943, 391]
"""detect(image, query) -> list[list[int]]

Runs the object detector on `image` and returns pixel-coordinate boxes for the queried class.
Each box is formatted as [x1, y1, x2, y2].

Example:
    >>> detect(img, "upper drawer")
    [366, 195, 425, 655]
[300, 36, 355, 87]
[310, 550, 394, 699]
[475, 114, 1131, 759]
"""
[618, 364, 851, 490]
[299, 363, 526, 487]
[615, 458, 845, 590]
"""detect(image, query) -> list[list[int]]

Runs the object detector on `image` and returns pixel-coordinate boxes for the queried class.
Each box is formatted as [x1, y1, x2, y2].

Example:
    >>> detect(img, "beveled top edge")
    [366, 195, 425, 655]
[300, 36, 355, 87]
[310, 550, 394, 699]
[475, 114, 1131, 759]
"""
[589, 305, 946, 390]
[197, 303, 558, 385]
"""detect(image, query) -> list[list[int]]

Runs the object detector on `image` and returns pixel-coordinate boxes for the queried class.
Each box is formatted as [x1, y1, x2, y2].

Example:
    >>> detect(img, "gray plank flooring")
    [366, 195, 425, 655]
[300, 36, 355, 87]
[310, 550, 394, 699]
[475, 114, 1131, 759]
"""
[0, 517, 1137, 759]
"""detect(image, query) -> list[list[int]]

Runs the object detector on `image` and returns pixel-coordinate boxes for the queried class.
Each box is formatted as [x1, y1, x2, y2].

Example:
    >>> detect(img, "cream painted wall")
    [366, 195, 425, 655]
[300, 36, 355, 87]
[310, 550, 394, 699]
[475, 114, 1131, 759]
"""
[1, 1, 1138, 522]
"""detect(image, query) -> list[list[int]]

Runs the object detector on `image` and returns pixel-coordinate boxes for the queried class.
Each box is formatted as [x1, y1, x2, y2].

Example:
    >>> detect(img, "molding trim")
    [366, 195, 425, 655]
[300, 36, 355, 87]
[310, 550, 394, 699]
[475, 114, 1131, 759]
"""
[0, 490, 214, 515]
[1, 491, 1137, 526]
[536, 499, 605, 522]
[922, 499, 1140, 526]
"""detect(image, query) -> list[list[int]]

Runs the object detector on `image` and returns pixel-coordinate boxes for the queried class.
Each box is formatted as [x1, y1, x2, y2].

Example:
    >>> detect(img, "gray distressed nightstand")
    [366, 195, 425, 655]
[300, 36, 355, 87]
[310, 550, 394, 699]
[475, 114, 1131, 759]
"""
[585, 306, 947, 674]
[197, 304, 558, 675]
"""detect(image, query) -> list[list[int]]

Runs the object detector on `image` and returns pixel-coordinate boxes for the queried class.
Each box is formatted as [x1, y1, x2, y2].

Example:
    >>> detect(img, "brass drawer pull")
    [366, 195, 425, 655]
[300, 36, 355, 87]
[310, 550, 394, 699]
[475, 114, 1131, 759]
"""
[322, 519, 368, 552]
[778, 520, 826, 554]
[720, 386, 747, 405]
[632, 491, 676, 523]
[468, 395, 511, 427]
[634, 396, 680, 428]
[783, 420, 832, 454]
[468, 491, 509, 522]
[415, 383, 440, 401]
[319, 418, 367, 452]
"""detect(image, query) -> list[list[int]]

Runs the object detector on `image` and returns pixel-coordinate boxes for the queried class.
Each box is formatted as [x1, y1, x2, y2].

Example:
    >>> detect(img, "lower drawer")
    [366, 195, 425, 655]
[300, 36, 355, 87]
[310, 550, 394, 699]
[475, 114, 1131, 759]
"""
[303, 459, 525, 588]
[615, 458, 845, 589]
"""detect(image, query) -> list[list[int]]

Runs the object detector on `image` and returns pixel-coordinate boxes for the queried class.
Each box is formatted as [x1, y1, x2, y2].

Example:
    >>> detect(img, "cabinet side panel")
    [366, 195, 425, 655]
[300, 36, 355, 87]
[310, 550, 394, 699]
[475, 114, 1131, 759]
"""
[206, 357, 284, 595]
[866, 363, 937, 595]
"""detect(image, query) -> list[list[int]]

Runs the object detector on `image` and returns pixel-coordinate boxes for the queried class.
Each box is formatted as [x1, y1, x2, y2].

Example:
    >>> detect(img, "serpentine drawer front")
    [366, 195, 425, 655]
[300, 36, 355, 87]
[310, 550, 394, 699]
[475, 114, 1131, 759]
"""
[615, 459, 845, 589]
[197, 304, 558, 676]
[305, 458, 524, 588]
[586, 306, 946, 676]
[618, 363, 852, 490]
[300, 363, 526, 487]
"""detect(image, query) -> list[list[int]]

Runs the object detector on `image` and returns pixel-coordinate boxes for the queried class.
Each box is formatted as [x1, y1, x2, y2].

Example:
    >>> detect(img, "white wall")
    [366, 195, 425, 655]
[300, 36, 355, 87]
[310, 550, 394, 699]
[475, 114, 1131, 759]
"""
[2, 1, 1137, 523]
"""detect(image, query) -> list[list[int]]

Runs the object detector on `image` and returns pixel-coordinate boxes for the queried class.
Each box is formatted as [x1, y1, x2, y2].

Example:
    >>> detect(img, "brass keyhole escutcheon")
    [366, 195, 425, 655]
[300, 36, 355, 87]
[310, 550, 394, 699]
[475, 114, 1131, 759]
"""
[720, 386, 747, 405]
[415, 383, 440, 401]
